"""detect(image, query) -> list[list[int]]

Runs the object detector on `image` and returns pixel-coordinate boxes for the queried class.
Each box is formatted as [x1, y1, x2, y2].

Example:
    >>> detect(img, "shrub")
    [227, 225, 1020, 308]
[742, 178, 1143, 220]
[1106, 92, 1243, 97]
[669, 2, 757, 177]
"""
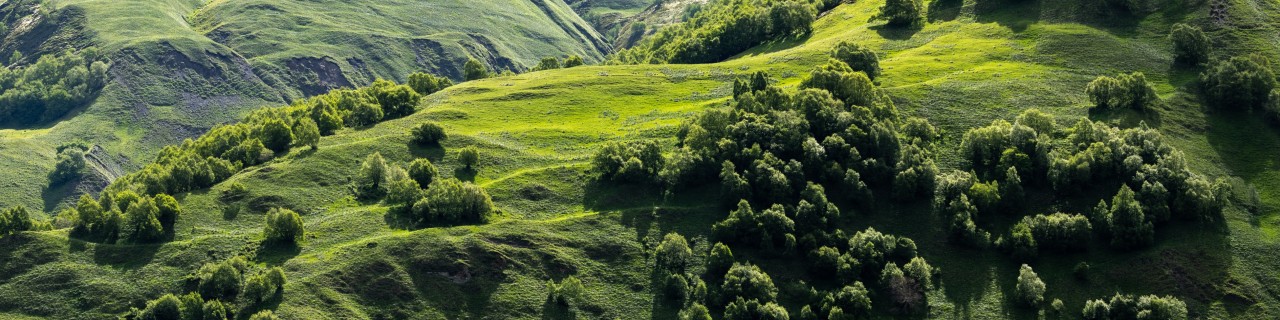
[369, 80, 421, 119]
[722, 263, 778, 303]
[458, 146, 480, 169]
[49, 147, 86, 185]
[1082, 294, 1187, 320]
[154, 193, 181, 230]
[248, 310, 279, 320]
[292, 118, 321, 150]
[254, 118, 294, 153]
[724, 297, 789, 320]
[1108, 186, 1153, 250]
[0, 206, 36, 235]
[354, 152, 390, 199]
[412, 178, 494, 225]
[1015, 264, 1046, 307]
[407, 158, 439, 187]
[547, 276, 584, 306]
[821, 282, 872, 318]
[0, 48, 108, 125]
[656, 232, 693, 273]
[464, 58, 490, 81]
[333, 89, 383, 127]
[411, 122, 447, 145]
[679, 303, 712, 320]
[1170, 23, 1209, 66]
[589, 140, 664, 183]
[138, 294, 182, 320]
[199, 259, 245, 301]
[1016, 213, 1092, 252]
[125, 197, 164, 243]
[407, 72, 453, 95]
[563, 55, 585, 68]
[831, 41, 881, 80]
[707, 242, 735, 278]
[263, 208, 304, 245]
[1201, 55, 1277, 110]
[612, 0, 816, 64]
[873, 0, 924, 27]
[713, 201, 796, 251]
[1086, 72, 1158, 111]
[533, 57, 561, 71]
[203, 300, 230, 320]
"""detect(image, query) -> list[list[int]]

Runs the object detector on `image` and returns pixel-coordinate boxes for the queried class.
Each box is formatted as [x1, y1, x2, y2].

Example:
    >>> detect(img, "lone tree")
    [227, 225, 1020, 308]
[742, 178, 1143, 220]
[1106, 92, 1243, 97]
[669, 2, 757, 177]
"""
[354, 152, 390, 199]
[1015, 264, 1046, 308]
[464, 58, 490, 81]
[873, 0, 924, 27]
[410, 122, 447, 145]
[563, 55, 585, 68]
[263, 208, 304, 245]
[655, 232, 693, 273]
[832, 41, 881, 80]
[458, 146, 480, 169]
[49, 146, 87, 185]
[1170, 23, 1209, 66]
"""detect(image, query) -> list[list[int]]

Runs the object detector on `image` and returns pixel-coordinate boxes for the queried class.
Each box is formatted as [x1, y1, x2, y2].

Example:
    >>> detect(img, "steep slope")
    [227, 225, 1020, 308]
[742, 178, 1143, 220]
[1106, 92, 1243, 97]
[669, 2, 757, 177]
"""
[0, 0, 614, 213]
[2, 0, 1280, 319]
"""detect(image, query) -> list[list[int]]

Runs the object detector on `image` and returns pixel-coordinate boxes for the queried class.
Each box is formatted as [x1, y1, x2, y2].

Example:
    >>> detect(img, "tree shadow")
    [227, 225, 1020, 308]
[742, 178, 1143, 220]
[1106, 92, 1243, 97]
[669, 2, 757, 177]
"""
[454, 167, 477, 182]
[255, 242, 301, 265]
[409, 144, 446, 162]
[92, 243, 162, 268]
[973, 0, 1042, 33]
[927, 0, 964, 22]
[871, 23, 924, 41]
[382, 206, 420, 230]
[540, 299, 577, 320]
[1087, 106, 1162, 128]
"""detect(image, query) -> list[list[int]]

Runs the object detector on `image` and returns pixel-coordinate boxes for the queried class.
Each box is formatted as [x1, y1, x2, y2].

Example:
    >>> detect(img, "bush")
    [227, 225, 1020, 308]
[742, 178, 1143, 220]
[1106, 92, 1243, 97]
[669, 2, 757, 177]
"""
[0, 48, 108, 125]
[713, 201, 796, 252]
[612, 0, 818, 64]
[721, 263, 778, 303]
[254, 118, 294, 153]
[354, 152, 390, 199]
[369, 80, 421, 119]
[724, 297, 789, 320]
[679, 303, 712, 320]
[656, 232, 693, 273]
[1170, 23, 1209, 66]
[0, 206, 35, 236]
[1082, 294, 1187, 320]
[248, 310, 279, 320]
[589, 140, 664, 183]
[1016, 213, 1092, 252]
[1015, 264, 1046, 307]
[873, 0, 924, 27]
[49, 146, 86, 185]
[1108, 186, 1153, 250]
[563, 55, 585, 68]
[154, 193, 181, 230]
[412, 178, 494, 225]
[407, 158, 439, 187]
[821, 282, 872, 318]
[125, 197, 164, 243]
[263, 208, 304, 245]
[199, 259, 246, 301]
[547, 276, 584, 306]
[407, 72, 453, 95]
[707, 242, 735, 278]
[458, 146, 480, 169]
[203, 300, 230, 320]
[138, 294, 182, 320]
[464, 58, 490, 81]
[831, 41, 881, 80]
[292, 118, 321, 150]
[411, 122, 447, 145]
[533, 57, 561, 71]
[1086, 72, 1158, 111]
[1201, 55, 1277, 110]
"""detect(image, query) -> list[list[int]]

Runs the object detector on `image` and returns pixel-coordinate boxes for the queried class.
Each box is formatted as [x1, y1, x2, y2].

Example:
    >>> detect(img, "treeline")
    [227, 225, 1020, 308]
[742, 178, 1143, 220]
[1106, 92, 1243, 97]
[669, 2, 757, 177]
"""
[612, 0, 840, 64]
[0, 48, 109, 126]
[0, 206, 52, 236]
[127, 257, 286, 320]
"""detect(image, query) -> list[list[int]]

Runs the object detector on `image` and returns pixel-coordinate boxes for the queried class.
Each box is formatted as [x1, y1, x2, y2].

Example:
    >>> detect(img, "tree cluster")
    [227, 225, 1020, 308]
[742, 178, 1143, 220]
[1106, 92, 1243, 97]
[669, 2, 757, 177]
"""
[613, 0, 826, 64]
[1, 205, 49, 236]
[1082, 293, 1187, 320]
[407, 72, 454, 96]
[873, 0, 924, 27]
[66, 191, 180, 244]
[1002, 213, 1092, 258]
[359, 152, 496, 227]
[0, 48, 108, 126]
[130, 257, 286, 320]
[1086, 72, 1158, 112]
[49, 144, 88, 186]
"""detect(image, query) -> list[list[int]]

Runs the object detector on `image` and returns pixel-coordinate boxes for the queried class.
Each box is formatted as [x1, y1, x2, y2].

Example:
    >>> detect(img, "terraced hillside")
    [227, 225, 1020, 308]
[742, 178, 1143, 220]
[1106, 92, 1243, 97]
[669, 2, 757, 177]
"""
[0, 0, 613, 213]
[2, 0, 1280, 319]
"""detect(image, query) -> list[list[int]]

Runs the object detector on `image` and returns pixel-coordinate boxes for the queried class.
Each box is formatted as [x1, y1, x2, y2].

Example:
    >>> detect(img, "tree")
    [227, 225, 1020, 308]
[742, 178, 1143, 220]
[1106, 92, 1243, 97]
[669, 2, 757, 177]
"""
[464, 58, 490, 81]
[1109, 186, 1153, 250]
[199, 261, 243, 301]
[721, 263, 778, 303]
[125, 197, 164, 243]
[1086, 72, 1158, 111]
[873, 0, 924, 27]
[385, 170, 423, 212]
[407, 158, 439, 187]
[1015, 264, 1046, 308]
[139, 294, 182, 320]
[254, 118, 294, 153]
[263, 208, 304, 245]
[822, 282, 872, 318]
[563, 55, 585, 68]
[370, 80, 421, 119]
[407, 72, 453, 96]
[679, 303, 712, 320]
[203, 300, 230, 320]
[547, 276, 584, 306]
[72, 194, 104, 237]
[248, 310, 279, 320]
[154, 193, 181, 231]
[707, 242, 735, 278]
[309, 98, 344, 135]
[458, 146, 480, 169]
[1170, 23, 1209, 66]
[411, 122, 447, 145]
[49, 147, 86, 185]
[293, 118, 321, 150]
[656, 232, 693, 273]
[533, 57, 561, 71]
[355, 152, 389, 199]
[412, 178, 495, 225]
[1201, 55, 1277, 110]
[589, 140, 664, 183]
[832, 42, 881, 80]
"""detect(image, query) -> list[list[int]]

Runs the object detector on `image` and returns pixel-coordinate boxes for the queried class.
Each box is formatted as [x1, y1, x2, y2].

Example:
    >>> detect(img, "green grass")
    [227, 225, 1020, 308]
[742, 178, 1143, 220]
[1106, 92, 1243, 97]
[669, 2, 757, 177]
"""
[2, 0, 1280, 319]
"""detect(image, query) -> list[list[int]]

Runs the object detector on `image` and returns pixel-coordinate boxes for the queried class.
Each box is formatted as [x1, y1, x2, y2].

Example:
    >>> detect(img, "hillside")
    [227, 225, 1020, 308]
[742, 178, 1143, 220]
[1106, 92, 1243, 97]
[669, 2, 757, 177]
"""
[2, 0, 1280, 319]
[0, 0, 613, 214]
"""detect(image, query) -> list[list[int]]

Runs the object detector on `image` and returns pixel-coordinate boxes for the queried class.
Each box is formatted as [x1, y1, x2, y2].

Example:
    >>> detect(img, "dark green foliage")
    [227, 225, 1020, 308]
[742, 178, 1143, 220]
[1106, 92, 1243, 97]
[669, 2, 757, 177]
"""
[1015, 213, 1092, 252]
[309, 99, 344, 135]
[263, 208, 304, 245]
[407, 72, 454, 96]
[821, 282, 872, 319]
[1086, 72, 1158, 111]
[1108, 186, 1153, 250]
[1003, 222, 1038, 261]
[458, 146, 480, 169]
[1081, 294, 1187, 320]
[244, 267, 287, 305]
[733, 72, 771, 99]
[248, 310, 279, 320]
[49, 146, 86, 185]
[253, 118, 294, 153]
[138, 293, 182, 320]
[407, 158, 439, 187]
[724, 297, 789, 320]
[464, 58, 490, 81]
[547, 276, 584, 306]
[878, 262, 925, 314]
[873, 0, 923, 27]
[411, 178, 495, 225]
[1169, 23, 1209, 66]
[354, 152, 390, 199]
[292, 118, 321, 150]
[154, 193, 181, 230]
[590, 140, 664, 183]
[203, 300, 230, 320]
[848, 228, 917, 274]
[713, 201, 796, 252]
[679, 303, 712, 320]
[125, 196, 164, 243]
[0, 206, 34, 236]
[831, 41, 880, 80]
[178, 292, 203, 320]
[369, 79, 422, 119]
[337, 89, 385, 127]
[1074, 262, 1090, 280]
[199, 258, 247, 301]
[1201, 55, 1277, 111]
[384, 167, 422, 211]
[410, 122, 447, 145]
[1015, 264, 1045, 308]
[613, 0, 820, 64]
[721, 263, 778, 303]
[800, 60, 877, 107]
[656, 232, 693, 273]
[533, 57, 561, 71]
[707, 242, 735, 278]
[563, 55, 585, 68]
[0, 48, 108, 126]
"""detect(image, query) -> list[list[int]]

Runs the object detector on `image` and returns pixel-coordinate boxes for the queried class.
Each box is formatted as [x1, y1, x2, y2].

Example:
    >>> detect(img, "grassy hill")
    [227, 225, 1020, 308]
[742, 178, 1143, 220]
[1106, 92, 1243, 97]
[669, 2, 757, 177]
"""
[0, 0, 615, 214]
[2, 0, 1280, 319]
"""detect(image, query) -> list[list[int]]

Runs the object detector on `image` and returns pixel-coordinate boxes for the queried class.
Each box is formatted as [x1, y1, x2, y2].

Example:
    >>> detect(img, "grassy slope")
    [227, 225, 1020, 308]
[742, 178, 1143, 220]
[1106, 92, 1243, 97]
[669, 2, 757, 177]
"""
[3, 0, 1280, 319]
[0, 0, 614, 214]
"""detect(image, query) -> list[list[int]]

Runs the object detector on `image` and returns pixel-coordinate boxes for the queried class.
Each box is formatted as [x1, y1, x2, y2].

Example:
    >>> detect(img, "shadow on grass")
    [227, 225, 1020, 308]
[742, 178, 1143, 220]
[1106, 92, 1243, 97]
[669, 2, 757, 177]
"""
[454, 167, 477, 182]
[927, 0, 963, 23]
[872, 23, 923, 41]
[973, 0, 1042, 33]
[93, 242, 161, 268]
[255, 242, 301, 265]
[409, 143, 446, 163]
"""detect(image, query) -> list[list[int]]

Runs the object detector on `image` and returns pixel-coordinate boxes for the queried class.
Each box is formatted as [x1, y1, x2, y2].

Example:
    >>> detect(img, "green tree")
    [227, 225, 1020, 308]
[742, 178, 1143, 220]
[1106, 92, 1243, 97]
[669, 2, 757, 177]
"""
[1170, 23, 1209, 66]
[656, 232, 694, 273]
[49, 147, 86, 185]
[203, 300, 230, 320]
[370, 80, 421, 118]
[458, 146, 480, 169]
[679, 303, 712, 320]
[0, 206, 33, 235]
[407, 158, 439, 187]
[410, 122, 447, 145]
[873, 0, 924, 27]
[248, 310, 279, 320]
[293, 118, 321, 150]
[309, 99, 344, 135]
[707, 242, 735, 278]
[72, 194, 104, 237]
[412, 178, 495, 225]
[139, 294, 182, 320]
[1201, 55, 1276, 110]
[832, 41, 881, 80]
[355, 152, 390, 199]
[563, 55, 585, 68]
[154, 193, 181, 230]
[721, 263, 778, 303]
[407, 72, 453, 95]
[1109, 186, 1153, 250]
[199, 261, 243, 301]
[547, 276, 584, 306]
[254, 118, 294, 153]
[1015, 264, 1046, 308]
[125, 197, 164, 243]
[263, 208, 304, 245]
[464, 58, 490, 81]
